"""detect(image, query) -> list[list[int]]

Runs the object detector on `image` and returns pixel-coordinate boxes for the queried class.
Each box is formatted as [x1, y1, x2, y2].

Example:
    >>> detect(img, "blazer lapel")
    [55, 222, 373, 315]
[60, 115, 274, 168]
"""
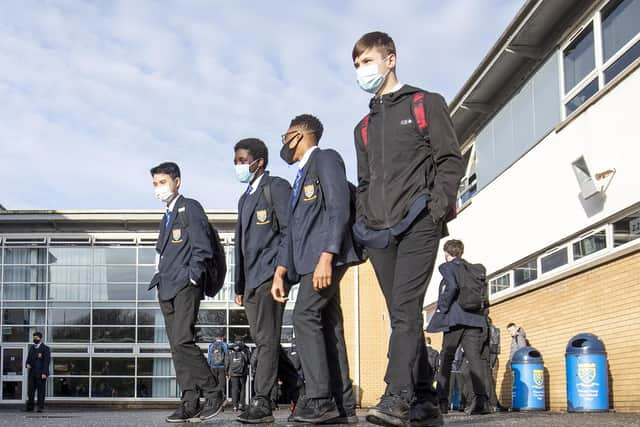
[241, 173, 269, 236]
[159, 196, 182, 254]
[291, 150, 318, 211]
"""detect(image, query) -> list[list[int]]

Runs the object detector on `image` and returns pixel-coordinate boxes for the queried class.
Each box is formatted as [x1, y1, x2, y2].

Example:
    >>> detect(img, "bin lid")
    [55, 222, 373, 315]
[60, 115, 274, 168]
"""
[511, 346, 543, 364]
[565, 333, 606, 355]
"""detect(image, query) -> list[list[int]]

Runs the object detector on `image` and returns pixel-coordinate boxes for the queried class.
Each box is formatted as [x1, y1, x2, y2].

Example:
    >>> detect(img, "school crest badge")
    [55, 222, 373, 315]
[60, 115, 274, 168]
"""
[533, 369, 544, 388]
[303, 184, 315, 199]
[172, 228, 182, 241]
[256, 209, 268, 224]
[578, 363, 596, 385]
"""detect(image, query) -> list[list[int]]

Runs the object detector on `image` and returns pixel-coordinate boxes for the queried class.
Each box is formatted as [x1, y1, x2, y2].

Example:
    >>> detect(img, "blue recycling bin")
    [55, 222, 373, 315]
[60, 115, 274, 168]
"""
[566, 333, 609, 412]
[511, 347, 546, 411]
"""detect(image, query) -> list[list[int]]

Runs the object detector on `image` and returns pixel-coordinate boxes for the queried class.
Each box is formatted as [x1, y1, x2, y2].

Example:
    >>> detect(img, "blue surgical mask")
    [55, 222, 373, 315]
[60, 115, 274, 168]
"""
[235, 164, 255, 183]
[356, 56, 390, 94]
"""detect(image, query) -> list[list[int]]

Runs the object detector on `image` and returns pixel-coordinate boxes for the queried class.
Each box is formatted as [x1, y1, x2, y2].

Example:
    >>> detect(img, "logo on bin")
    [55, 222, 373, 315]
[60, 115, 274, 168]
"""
[533, 369, 544, 388]
[578, 363, 596, 385]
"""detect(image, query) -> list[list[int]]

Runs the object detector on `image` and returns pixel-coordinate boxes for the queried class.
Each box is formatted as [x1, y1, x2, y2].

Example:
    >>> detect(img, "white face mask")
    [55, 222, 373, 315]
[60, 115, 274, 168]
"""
[154, 185, 174, 203]
[356, 55, 391, 94]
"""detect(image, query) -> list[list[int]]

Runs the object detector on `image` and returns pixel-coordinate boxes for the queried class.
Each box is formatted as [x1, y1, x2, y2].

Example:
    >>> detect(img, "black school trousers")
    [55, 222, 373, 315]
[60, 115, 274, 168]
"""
[293, 265, 355, 411]
[160, 284, 221, 403]
[367, 210, 442, 401]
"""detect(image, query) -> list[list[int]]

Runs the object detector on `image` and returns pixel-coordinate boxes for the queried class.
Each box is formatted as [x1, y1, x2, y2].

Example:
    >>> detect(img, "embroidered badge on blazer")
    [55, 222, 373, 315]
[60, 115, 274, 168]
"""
[171, 228, 183, 242]
[303, 184, 317, 201]
[256, 209, 270, 225]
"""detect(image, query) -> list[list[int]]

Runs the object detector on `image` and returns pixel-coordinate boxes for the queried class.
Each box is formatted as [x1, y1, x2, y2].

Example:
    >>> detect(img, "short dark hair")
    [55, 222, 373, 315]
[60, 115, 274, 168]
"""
[234, 138, 269, 168]
[507, 323, 516, 329]
[352, 31, 396, 61]
[443, 239, 464, 258]
[33, 331, 43, 338]
[290, 114, 324, 143]
[150, 162, 181, 179]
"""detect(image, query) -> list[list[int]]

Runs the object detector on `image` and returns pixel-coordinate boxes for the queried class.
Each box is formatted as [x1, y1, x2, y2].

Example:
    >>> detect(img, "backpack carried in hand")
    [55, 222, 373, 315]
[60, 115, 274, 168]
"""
[456, 259, 489, 313]
[177, 208, 227, 298]
[211, 343, 226, 366]
[359, 92, 457, 223]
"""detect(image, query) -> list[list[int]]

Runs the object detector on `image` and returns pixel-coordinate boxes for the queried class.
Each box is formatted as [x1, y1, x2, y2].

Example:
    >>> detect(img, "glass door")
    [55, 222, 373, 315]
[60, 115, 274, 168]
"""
[1, 345, 26, 402]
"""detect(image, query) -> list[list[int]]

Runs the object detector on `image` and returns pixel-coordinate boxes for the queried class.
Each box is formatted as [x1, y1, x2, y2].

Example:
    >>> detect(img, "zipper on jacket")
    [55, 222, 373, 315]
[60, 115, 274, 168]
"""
[380, 98, 390, 227]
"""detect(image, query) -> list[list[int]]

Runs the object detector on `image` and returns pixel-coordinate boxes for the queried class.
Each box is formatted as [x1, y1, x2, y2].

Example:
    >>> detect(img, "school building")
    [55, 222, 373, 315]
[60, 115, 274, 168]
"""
[1, 0, 639, 411]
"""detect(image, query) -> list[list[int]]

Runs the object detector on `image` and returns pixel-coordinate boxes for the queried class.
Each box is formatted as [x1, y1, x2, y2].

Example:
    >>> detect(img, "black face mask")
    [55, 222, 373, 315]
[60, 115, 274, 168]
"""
[33, 339, 40, 345]
[280, 134, 303, 165]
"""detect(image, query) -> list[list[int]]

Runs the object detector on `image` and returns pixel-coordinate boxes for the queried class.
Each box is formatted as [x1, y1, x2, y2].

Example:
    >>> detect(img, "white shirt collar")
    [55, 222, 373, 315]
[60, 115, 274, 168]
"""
[248, 174, 264, 195]
[298, 146, 318, 170]
[390, 82, 404, 93]
[34, 343, 41, 349]
[167, 194, 181, 212]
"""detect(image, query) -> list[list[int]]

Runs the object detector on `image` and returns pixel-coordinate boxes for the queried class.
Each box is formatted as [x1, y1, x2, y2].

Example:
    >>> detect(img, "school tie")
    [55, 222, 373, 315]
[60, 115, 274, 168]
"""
[246, 185, 253, 195]
[291, 169, 304, 208]
[164, 208, 171, 229]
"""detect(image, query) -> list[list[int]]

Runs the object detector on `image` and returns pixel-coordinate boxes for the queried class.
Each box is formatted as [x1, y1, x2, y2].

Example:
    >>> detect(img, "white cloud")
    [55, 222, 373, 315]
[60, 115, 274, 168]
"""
[0, 0, 523, 210]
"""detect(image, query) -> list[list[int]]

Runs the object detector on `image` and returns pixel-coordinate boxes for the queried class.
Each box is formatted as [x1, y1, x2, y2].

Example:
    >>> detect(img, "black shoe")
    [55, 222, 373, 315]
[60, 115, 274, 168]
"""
[464, 397, 491, 416]
[410, 398, 443, 427]
[289, 395, 307, 422]
[200, 394, 224, 421]
[36, 408, 44, 413]
[237, 397, 275, 424]
[322, 407, 358, 424]
[166, 401, 201, 423]
[293, 397, 340, 424]
[438, 400, 449, 415]
[366, 393, 410, 427]
[494, 404, 509, 412]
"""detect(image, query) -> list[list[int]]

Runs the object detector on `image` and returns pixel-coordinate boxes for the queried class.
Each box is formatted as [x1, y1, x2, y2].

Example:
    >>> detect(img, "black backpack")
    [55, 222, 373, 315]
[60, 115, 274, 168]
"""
[177, 208, 227, 298]
[456, 259, 489, 313]
[229, 350, 248, 376]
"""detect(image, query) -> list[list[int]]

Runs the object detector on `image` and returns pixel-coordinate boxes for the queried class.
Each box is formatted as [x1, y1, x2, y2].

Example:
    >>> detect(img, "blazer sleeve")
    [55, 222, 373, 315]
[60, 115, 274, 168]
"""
[234, 198, 245, 296]
[316, 150, 351, 255]
[187, 200, 214, 286]
[271, 178, 293, 267]
[437, 264, 459, 314]
[424, 93, 465, 223]
[44, 346, 51, 376]
[354, 121, 370, 219]
[26, 346, 34, 367]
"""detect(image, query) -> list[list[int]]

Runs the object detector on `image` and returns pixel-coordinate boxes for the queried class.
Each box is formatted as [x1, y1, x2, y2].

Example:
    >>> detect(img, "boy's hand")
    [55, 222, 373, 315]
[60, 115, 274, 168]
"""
[234, 294, 244, 306]
[271, 266, 289, 303]
[313, 252, 334, 291]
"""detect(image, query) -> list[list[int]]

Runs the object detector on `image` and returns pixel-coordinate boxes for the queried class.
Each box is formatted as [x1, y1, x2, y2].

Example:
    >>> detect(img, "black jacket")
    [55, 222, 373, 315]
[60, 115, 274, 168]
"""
[280, 148, 361, 276]
[226, 346, 249, 377]
[27, 343, 50, 377]
[235, 172, 292, 295]
[426, 258, 487, 333]
[149, 195, 213, 301]
[354, 85, 464, 229]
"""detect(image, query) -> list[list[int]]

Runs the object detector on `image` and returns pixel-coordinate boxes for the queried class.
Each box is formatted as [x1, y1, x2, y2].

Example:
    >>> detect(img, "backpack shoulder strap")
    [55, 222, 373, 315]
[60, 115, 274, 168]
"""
[410, 92, 429, 138]
[359, 114, 370, 149]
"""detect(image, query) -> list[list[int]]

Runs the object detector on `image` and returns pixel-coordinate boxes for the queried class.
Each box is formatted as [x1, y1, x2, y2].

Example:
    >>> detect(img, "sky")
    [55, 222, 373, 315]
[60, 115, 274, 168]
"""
[0, 0, 524, 211]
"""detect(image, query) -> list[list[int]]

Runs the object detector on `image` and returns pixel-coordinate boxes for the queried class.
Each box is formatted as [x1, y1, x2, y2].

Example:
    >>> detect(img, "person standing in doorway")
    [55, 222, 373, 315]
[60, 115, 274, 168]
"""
[24, 332, 49, 412]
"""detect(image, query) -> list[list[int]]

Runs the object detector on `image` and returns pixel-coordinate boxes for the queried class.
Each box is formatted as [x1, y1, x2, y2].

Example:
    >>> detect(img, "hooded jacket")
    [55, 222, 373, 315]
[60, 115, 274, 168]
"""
[354, 85, 464, 229]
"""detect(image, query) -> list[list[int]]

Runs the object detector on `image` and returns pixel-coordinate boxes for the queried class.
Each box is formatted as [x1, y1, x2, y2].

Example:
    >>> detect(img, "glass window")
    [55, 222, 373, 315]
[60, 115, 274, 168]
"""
[3, 247, 47, 264]
[604, 39, 640, 82]
[92, 309, 136, 325]
[92, 283, 136, 301]
[540, 247, 569, 274]
[3, 266, 47, 283]
[195, 327, 225, 343]
[280, 327, 294, 343]
[137, 358, 175, 376]
[92, 358, 135, 376]
[49, 347, 88, 353]
[92, 327, 135, 343]
[533, 53, 562, 140]
[283, 310, 294, 326]
[228, 309, 248, 326]
[137, 378, 178, 398]
[3, 326, 45, 342]
[53, 378, 89, 397]
[613, 210, 640, 246]
[48, 309, 91, 325]
[138, 266, 156, 283]
[565, 78, 599, 115]
[602, 0, 640, 61]
[48, 284, 91, 301]
[2, 308, 45, 325]
[138, 309, 164, 326]
[48, 327, 90, 343]
[49, 266, 91, 284]
[2, 382, 23, 400]
[3, 284, 47, 300]
[489, 274, 510, 294]
[52, 357, 90, 375]
[138, 283, 157, 301]
[197, 309, 226, 325]
[227, 327, 252, 343]
[93, 266, 137, 283]
[91, 378, 134, 398]
[48, 247, 92, 265]
[93, 247, 137, 265]
[563, 24, 596, 92]
[513, 259, 538, 287]
[138, 248, 157, 265]
[138, 327, 169, 344]
[573, 230, 608, 260]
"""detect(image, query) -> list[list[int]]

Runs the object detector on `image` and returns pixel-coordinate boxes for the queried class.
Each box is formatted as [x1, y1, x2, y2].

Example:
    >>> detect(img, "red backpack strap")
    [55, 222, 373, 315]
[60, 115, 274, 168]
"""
[360, 115, 370, 149]
[411, 92, 428, 136]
